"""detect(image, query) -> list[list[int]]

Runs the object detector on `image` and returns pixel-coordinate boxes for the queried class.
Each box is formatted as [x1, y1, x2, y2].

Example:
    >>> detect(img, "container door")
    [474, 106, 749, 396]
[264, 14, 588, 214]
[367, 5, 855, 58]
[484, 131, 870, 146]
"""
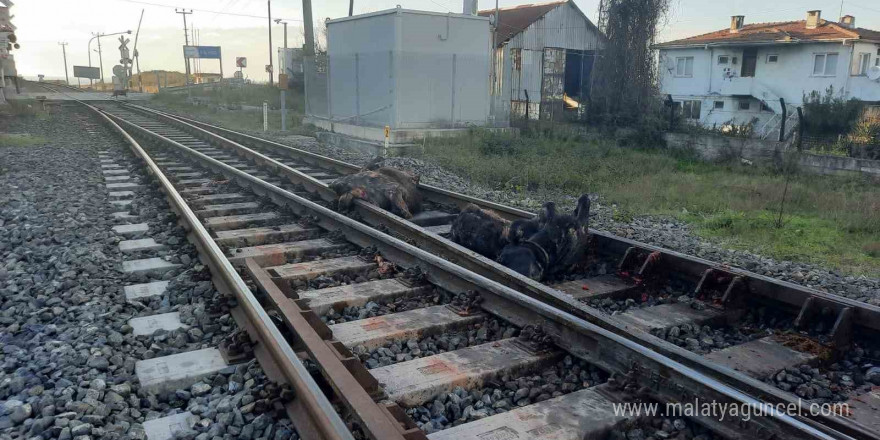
[540, 48, 566, 121]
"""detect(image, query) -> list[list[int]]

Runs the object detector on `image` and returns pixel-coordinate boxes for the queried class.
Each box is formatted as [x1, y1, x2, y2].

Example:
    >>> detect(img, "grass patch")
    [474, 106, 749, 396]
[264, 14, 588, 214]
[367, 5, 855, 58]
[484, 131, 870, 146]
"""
[0, 133, 48, 147]
[411, 129, 880, 276]
[684, 211, 878, 274]
[149, 84, 313, 135]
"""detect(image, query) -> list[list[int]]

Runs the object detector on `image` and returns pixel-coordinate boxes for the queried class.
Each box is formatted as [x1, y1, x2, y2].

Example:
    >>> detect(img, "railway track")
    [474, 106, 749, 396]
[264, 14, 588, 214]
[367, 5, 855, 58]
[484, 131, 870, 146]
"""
[77, 100, 876, 440]
[23, 80, 85, 94]
[118, 102, 880, 437]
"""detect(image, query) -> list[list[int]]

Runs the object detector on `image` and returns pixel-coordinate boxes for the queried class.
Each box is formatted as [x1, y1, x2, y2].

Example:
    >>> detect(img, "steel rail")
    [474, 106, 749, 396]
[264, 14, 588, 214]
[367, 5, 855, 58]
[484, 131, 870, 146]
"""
[96, 107, 413, 440]
[119, 102, 880, 439]
[95, 104, 854, 440]
[82, 102, 355, 440]
[123, 103, 535, 219]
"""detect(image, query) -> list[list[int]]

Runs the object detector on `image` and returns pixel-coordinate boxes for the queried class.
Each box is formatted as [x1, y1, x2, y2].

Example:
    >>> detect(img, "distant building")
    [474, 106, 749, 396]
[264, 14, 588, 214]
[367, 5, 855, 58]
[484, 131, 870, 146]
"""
[480, 0, 602, 120]
[654, 10, 880, 138]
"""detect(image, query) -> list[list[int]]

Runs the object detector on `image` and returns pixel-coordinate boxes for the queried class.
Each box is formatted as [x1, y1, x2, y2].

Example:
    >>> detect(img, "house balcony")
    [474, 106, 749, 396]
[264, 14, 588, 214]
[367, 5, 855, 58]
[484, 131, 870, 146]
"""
[717, 77, 754, 96]
[716, 76, 783, 114]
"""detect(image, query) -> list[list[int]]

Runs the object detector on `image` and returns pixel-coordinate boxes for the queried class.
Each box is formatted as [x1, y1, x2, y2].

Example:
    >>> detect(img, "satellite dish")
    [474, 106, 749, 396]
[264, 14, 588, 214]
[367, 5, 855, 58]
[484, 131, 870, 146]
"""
[867, 65, 880, 81]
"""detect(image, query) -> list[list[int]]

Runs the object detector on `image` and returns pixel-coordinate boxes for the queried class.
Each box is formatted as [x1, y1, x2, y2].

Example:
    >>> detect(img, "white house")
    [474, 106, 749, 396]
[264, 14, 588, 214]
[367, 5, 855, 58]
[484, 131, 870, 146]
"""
[479, 1, 602, 121]
[654, 10, 880, 138]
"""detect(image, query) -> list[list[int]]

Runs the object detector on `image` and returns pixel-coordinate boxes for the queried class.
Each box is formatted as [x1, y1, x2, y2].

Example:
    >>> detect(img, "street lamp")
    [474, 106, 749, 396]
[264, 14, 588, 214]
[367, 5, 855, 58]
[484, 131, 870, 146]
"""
[88, 30, 131, 85]
[274, 19, 288, 49]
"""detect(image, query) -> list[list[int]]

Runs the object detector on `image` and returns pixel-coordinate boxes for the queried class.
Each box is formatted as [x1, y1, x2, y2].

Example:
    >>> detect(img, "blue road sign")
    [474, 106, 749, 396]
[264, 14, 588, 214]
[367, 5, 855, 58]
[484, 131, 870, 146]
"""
[183, 45, 221, 59]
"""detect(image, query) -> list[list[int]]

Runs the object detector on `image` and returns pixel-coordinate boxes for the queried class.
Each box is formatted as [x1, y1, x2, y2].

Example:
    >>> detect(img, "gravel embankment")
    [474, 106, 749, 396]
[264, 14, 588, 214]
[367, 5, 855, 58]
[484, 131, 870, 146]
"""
[1, 106, 296, 440]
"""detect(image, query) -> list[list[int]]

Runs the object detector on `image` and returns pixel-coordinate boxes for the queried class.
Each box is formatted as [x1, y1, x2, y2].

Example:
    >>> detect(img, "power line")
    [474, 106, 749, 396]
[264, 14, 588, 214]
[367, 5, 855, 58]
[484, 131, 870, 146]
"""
[112, 0, 302, 21]
[844, 0, 880, 14]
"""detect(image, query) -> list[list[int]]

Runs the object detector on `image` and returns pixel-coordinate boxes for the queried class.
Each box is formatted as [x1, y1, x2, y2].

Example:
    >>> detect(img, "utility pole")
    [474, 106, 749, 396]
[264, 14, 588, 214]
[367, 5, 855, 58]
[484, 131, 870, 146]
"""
[267, 0, 273, 86]
[97, 36, 104, 84]
[302, 0, 315, 56]
[349, 0, 354, 16]
[175, 8, 193, 84]
[275, 19, 289, 130]
[301, 0, 315, 118]
[58, 42, 69, 85]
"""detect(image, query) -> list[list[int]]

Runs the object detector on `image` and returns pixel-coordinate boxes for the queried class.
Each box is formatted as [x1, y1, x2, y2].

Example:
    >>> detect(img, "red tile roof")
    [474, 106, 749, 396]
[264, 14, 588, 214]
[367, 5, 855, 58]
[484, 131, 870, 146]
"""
[655, 19, 880, 48]
[478, 1, 566, 43]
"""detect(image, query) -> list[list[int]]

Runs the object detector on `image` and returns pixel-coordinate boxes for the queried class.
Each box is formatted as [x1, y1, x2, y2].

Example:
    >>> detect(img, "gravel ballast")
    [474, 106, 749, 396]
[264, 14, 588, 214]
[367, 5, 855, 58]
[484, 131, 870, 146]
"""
[1, 106, 297, 440]
[167, 118, 880, 306]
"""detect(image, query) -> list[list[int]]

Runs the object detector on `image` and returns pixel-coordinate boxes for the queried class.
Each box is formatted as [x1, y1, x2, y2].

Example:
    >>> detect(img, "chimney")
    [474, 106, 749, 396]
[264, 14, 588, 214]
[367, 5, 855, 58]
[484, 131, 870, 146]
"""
[730, 15, 744, 33]
[840, 15, 855, 29]
[806, 10, 821, 29]
[462, 0, 477, 15]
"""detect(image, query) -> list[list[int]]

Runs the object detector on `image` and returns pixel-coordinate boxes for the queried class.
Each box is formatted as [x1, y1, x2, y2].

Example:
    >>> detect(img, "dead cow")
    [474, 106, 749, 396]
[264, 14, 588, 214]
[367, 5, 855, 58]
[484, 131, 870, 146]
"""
[450, 202, 556, 260]
[497, 195, 591, 280]
[450, 204, 510, 259]
[330, 165, 422, 219]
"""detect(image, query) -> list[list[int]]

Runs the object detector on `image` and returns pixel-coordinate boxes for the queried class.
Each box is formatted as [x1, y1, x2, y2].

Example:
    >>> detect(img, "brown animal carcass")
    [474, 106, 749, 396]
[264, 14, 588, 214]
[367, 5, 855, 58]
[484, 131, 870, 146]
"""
[329, 166, 422, 219]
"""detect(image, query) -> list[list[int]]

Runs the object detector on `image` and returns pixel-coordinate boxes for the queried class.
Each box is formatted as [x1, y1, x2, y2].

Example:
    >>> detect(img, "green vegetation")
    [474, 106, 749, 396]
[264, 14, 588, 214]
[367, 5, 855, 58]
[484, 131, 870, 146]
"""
[409, 128, 880, 275]
[802, 86, 864, 135]
[3, 100, 39, 117]
[0, 133, 48, 147]
[150, 84, 313, 134]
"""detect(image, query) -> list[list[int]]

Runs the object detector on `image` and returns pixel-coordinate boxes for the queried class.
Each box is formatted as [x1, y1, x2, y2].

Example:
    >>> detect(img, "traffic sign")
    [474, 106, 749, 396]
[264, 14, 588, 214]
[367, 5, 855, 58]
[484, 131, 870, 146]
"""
[183, 45, 221, 59]
[236, 57, 247, 68]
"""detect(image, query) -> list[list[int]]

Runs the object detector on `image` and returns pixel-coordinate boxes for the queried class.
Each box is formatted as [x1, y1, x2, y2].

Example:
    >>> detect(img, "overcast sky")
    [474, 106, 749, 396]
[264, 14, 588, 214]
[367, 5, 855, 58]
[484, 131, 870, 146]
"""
[10, 0, 880, 82]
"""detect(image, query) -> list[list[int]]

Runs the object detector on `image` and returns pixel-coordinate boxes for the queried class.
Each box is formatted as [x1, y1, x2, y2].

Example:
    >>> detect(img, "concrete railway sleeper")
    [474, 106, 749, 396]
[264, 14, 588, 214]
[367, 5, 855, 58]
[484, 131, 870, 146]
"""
[73, 100, 860, 440]
[113, 102, 880, 439]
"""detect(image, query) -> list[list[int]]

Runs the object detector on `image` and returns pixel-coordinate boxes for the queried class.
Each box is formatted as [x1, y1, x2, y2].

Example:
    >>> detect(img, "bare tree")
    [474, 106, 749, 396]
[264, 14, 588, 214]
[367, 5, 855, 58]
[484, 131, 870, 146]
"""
[590, 0, 671, 123]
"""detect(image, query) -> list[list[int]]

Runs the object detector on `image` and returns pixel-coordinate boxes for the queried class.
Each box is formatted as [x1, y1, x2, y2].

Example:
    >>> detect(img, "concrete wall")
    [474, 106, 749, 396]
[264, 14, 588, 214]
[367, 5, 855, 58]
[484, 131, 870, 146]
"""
[664, 131, 880, 177]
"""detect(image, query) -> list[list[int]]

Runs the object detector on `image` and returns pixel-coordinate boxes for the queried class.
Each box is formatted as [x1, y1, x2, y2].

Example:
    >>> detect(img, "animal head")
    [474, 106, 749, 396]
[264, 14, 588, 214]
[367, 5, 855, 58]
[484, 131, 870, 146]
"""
[338, 188, 367, 210]
[497, 245, 544, 280]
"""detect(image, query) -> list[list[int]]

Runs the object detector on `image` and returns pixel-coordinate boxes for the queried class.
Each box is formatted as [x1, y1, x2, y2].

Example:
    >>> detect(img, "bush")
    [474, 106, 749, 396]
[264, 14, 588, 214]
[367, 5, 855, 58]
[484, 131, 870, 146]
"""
[802, 86, 864, 135]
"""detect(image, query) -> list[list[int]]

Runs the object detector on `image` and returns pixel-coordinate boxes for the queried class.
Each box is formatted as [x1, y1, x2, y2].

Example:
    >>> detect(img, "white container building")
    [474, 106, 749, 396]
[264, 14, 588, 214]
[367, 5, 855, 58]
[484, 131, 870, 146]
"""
[325, 7, 492, 131]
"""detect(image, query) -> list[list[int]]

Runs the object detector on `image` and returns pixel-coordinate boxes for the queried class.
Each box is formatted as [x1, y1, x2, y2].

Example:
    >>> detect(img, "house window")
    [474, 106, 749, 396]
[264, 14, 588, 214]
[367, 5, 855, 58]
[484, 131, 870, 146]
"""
[714, 100, 724, 109]
[675, 57, 694, 77]
[718, 55, 729, 65]
[511, 49, 522, 71]
[760, 102, 772, 112]
[739, 100, 751, 111]
[681, 100, 702, 120]
[767, 54, 779, 63]
[732, 57, 738, 65]
[812, 53, 839, 76]
[857, 53, 871, 76]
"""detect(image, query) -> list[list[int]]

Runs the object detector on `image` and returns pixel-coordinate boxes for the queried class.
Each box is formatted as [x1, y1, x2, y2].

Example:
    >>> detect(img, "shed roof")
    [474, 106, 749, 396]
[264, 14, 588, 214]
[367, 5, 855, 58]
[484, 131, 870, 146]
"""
[654, 19, 880, 48]
[478, 1, 567, 43]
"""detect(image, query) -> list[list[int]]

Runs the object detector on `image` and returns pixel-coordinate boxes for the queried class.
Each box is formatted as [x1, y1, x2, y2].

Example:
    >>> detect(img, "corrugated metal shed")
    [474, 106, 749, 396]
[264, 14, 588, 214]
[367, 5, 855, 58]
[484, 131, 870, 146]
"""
[481, 1, 602, 120]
